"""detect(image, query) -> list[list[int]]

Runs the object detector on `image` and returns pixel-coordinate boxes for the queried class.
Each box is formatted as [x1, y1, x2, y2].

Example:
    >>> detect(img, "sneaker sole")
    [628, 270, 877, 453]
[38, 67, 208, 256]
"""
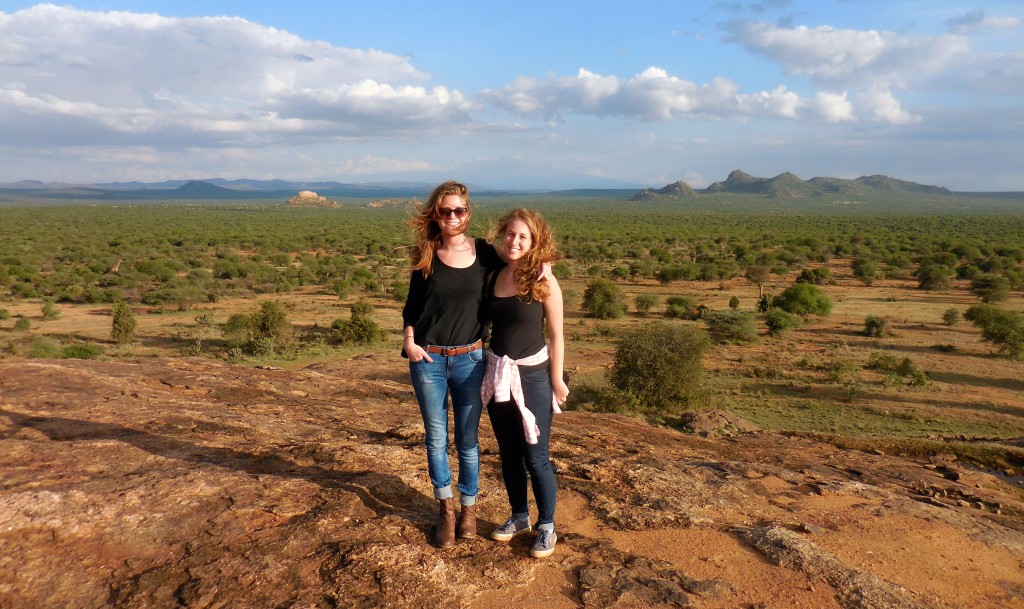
[530, 545, 556, 558]
[490, 526, 532, 542]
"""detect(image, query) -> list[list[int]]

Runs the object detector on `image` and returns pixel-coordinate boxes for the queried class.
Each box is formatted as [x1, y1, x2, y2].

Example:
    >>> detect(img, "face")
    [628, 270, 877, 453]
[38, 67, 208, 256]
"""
[436, 193, 469, 235]
[502, 218, 533, 262]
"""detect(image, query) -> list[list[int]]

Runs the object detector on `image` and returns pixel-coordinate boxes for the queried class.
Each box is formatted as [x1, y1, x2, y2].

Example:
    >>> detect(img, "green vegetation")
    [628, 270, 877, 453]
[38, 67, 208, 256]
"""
[965, 304, 1024, 359]
[605, 322, 711, 415]
[110, 302, 137, 345]
[581, 278, 626, 319]
[332, 298, 386, 345]
[705, 309, 758, 344]
[776, 283, 833, 316]
[863, 315, 889, 338]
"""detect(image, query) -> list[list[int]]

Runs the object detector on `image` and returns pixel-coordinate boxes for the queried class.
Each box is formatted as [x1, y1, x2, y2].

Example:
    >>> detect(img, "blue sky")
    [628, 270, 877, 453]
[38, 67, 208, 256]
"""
[1, 1, 1022, 190]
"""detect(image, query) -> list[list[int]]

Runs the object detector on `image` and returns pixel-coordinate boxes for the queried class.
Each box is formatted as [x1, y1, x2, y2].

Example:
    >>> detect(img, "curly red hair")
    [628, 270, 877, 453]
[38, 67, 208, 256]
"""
[490, 208, 561, 302]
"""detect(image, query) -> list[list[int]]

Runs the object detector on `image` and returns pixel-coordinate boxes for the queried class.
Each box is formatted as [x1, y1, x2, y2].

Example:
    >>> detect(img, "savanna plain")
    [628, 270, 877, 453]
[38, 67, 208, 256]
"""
[1, 193, 1023, 609]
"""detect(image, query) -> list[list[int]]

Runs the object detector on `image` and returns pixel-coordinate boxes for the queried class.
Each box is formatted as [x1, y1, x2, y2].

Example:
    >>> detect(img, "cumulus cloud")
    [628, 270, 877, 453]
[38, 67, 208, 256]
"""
[483, 67, 815, 122]
[0, 4, 474, 146]
[858, 87, 921, 125]
[722, 20, 968, 89]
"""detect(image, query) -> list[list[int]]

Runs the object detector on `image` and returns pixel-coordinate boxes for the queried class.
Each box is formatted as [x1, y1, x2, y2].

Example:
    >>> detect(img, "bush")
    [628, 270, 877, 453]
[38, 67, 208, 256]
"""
[851, 256, 879, 286]
[581, 278, 626, 319]
[756, 292, 776, 313]
[765, 308, 800, 335]
[867, 352, 930, 387]
[863, 315, 889, 338]
[965, 304, 1024, 359]
[776, 283, 833, 316]
[63, 342, 105, 359]
[110, 301, 137, 345]
[27, 337, 62, 358]
[916, 264, 952, 291]
[13, 317, 30, 332]
[705, 309, 758, 344]
[796, 268, 831, 285]
[728, 295, 740, 309]
[970, 274, 1010, 303]
[0, 308, 9, 320]
[333, 298, 386, 345]
[664, 295, 699, 320]
[634, 294, 658, 316]
[607, 322, 711, 414]
[41, 300, 60, 321]
[942, 308, 961, 326]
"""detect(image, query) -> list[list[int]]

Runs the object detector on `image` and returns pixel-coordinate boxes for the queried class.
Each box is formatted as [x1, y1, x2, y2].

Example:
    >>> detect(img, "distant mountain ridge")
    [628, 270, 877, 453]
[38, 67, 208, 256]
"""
[702, 170, 952, 198]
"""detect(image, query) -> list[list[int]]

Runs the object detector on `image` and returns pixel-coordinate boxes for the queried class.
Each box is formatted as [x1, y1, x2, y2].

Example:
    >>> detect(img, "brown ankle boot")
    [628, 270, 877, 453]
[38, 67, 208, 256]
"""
[456, 503, 477, 539]
[435, 498, 456, 548]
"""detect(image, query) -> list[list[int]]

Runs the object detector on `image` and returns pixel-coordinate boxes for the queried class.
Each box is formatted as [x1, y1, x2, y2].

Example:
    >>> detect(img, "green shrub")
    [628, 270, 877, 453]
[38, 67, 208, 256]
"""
[390, 280, 409, 303]
[795, 268, 831, 285]
[41, 300, 60, 321]
[27, 337, 63, 358]
[705, 309, 758, 344]
[13, 317, 30, 332]
[110, 301, 137, 345]
[851, 256, 879, 286]
[581, 278, 626, 319]
[777, 283, 833, 316]
[332, 298, 386, 345]
[916, 264, 952, 290]
[942, 308, 961, 326]
[607, 322, 711, 414]
[965, 304, 1024, 359]
[756, 292, 776, 313]
[863, 315, 889, 338]
[970, 274, 1010, 303]
[728, 295, 740, 309]
[664, 295, 699, 320]
[634, 294, 658, 316]
[63, 342, 104, 359]
[765, 308, 800, 335]
[0, 308, 9, 320]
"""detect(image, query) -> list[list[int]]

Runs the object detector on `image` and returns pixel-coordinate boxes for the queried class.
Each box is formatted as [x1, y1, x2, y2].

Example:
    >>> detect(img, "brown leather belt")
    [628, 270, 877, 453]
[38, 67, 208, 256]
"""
[426, 339, 483, 356]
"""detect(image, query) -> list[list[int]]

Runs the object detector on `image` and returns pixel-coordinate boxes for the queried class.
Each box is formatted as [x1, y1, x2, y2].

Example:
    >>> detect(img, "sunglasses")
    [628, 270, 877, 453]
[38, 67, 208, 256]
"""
[438, 207, 468, 219]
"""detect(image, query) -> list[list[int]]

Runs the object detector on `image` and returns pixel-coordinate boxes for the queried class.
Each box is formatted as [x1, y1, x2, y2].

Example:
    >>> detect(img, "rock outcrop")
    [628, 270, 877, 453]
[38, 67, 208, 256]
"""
[1, 356, 1022, 608]
[286, 190, 339, 207]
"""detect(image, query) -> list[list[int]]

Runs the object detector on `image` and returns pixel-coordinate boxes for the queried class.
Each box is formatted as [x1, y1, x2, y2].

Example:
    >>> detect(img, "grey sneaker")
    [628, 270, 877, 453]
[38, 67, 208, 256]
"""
[490, 517, 531, 541]
[530, 528, 557, 558]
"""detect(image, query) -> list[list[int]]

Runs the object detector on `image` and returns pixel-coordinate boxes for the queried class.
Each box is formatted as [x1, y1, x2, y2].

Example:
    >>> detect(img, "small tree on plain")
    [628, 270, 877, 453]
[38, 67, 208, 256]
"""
[608, 322, 711, 414]
[744, 266, 770, 297]
[110, 301, 136, 345]
[970, 274, 1010, 304]
[581, 278, 627, 319]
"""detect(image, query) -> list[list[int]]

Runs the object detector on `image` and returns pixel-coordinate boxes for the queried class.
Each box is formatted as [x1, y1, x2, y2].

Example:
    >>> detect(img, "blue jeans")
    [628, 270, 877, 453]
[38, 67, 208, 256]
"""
[409, 348, 485, 504]
[488, 365, 557, 526]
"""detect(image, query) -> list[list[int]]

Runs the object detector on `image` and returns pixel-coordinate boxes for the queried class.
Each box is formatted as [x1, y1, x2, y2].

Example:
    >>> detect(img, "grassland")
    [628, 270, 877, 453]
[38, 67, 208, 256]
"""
[1, 194, 1022, 474]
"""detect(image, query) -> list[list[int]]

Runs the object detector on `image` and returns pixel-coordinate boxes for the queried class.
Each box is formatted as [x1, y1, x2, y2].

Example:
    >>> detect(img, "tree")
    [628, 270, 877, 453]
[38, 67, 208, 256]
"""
[744, 266, 770, 297]
[333, 298, 386, 345]
[110, 301, 136, 345]
[765, 308, 800, 335]
[916, 264, 953, 291]
[851, 256, 879, 286]
[705, 310, 758, 344]
[581, 278, 626, 319]
[728, 295, 740, 309]
[634, 294, 658, 316]
[970, 274, 1010, 303]
[776, 283, 833, 316]
[964, 304, 1024, 359]
[608, 322, 710, 414]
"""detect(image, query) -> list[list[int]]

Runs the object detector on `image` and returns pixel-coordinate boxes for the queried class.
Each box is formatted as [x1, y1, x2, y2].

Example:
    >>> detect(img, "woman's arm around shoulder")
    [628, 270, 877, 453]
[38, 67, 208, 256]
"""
[542, 275, 569, 406]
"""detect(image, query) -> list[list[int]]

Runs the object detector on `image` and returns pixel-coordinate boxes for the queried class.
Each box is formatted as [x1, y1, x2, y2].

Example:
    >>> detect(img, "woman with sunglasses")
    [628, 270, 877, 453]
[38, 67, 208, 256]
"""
[402, 180, 502, 548]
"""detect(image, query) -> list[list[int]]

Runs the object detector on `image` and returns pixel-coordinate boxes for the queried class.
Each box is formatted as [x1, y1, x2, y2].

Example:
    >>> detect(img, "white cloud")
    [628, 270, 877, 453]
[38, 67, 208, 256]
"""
[483, 67, 813, 122]
[946, 10, 1019, 34]
[858, 87, 921, 125]
[805, 91, 855, 123]
[723, 20, 969, 89]
[0, 4, 472, 146]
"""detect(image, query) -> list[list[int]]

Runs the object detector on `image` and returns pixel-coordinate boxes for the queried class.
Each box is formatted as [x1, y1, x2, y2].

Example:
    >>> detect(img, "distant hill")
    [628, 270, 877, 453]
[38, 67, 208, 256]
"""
[703, 170, 951, 198]
[631, 181, 696, 201]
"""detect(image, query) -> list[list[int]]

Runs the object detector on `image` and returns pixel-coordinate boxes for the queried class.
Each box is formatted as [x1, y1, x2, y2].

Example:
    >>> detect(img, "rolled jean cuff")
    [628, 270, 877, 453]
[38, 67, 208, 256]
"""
[536, 521, 555, 532]
[433, 485, 454, 500]
[460, 494, 477, 507]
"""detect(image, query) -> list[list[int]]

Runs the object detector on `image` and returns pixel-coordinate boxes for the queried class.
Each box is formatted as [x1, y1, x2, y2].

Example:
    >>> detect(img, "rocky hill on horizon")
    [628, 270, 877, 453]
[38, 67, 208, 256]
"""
[633, 170, 954, 202]
[2, 355, 1022, 608]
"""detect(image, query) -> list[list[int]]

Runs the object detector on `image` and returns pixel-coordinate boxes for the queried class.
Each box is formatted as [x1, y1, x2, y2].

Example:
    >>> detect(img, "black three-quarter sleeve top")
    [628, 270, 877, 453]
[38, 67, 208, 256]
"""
[402, 238, 503, 352]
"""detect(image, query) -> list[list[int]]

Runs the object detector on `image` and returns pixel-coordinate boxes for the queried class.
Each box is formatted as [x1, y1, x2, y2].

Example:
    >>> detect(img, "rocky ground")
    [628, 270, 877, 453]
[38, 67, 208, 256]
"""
[1, 354, 1022, 609]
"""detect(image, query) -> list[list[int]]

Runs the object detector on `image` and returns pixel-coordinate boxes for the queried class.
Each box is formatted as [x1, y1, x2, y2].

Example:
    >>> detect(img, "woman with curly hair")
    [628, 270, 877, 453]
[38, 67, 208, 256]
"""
[402, 180, 502, 547]
[481, 208, 569, 558]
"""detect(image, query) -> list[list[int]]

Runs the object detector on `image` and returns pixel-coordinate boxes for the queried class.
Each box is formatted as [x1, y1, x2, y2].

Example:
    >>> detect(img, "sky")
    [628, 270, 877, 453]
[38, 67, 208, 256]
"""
[0, 1, 1022, 191]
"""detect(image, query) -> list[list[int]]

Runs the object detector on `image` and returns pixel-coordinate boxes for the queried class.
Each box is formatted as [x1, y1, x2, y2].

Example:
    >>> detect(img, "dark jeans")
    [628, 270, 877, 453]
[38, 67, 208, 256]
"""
[487, 366, 556, 525]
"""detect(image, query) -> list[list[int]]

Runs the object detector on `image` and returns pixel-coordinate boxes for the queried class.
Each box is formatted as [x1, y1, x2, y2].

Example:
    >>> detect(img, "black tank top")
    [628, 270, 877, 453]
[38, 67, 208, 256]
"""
[483, 270, 546, 362]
